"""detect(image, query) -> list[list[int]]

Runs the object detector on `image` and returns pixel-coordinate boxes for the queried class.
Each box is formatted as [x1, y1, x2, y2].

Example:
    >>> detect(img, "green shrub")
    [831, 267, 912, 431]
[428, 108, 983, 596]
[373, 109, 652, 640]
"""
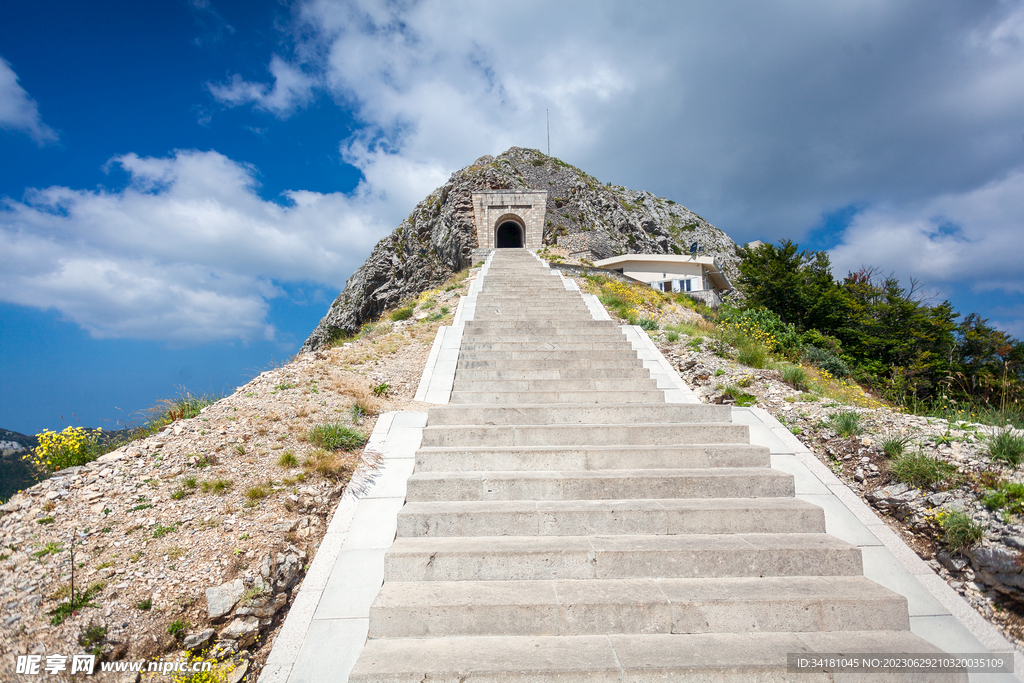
[307, 423, 368, 451]
[802, 345, 851, 377]
[798, 328, 842, 354]
[890, 452, 959, 488]
[780, 364, 809, 391]
[390, 307, 414, 322]
[167, 619, 190, 639]
[827, 411, 863, 437]
[937, 509, 983, 552]
[720, 385, 757, 407]
[880, 433, 913, 458]
[26, 427, 102, 473]
[666, 331, 680, 342]
[638, 317, 659, 331]
[719, 306, 799, 352]
[983, 481, 1024, 515]
[736, 341, 768, 369]
[277, 450, 298, 467]
[987, 429, 1024, 466]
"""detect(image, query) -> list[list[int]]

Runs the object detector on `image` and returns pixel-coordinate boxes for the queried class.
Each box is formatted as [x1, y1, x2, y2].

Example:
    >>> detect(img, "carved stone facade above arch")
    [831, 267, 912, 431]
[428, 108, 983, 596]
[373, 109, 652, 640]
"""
[471, 190, 547, 250]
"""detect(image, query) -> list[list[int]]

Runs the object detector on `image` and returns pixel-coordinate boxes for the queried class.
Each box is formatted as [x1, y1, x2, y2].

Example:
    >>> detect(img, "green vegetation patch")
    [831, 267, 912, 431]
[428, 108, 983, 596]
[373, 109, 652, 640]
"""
[307, 423, 368, 451]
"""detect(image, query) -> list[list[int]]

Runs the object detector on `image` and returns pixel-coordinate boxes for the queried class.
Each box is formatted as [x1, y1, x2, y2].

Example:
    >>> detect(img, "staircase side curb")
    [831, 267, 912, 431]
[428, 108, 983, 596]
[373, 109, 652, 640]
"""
[258, 411, 427, 683]
[744, 405, 1022, 681]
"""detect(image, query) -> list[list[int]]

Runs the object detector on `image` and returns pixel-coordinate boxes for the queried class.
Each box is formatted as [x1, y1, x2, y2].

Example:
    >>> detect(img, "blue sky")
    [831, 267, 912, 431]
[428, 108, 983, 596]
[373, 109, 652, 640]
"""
[2, 1, 1023, 435]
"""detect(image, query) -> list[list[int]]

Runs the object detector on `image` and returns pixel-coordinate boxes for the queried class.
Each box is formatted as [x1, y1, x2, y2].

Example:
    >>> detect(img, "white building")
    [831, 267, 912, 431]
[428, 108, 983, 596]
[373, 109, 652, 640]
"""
[592, 253, 733, 295]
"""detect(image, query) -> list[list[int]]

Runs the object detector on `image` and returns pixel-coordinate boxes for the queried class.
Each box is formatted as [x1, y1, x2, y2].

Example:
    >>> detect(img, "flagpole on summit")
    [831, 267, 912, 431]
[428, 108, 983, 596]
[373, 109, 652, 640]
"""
[546, 108, 550, 156]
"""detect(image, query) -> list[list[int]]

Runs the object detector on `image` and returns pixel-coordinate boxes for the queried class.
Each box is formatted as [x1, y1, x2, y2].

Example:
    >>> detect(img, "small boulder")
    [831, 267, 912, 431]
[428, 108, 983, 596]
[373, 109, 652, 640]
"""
[182, 629, 216, 652]
[236, 592, 287, 619]
[220, 617, 259, 648]
[206, 579, 245, 620]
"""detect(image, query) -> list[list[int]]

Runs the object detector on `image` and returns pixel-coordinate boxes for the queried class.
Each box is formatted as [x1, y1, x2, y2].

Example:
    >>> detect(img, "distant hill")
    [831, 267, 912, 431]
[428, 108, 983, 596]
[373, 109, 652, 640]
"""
[0, 428, 40, 502]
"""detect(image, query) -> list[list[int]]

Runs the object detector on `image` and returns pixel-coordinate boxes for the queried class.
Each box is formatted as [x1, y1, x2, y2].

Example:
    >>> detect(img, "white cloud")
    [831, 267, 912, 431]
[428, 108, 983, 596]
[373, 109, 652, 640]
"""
[0, 57, 57, 145]
[208, 55, 317, 117]
[228, 0, 1024, 246]
[0, 150, 392, 343]
[829, 169, 1024, 299]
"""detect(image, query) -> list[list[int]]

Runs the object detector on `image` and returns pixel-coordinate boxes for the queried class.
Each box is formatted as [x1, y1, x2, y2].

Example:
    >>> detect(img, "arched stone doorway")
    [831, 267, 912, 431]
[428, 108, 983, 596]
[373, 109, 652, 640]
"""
[495, 220, 524, 248]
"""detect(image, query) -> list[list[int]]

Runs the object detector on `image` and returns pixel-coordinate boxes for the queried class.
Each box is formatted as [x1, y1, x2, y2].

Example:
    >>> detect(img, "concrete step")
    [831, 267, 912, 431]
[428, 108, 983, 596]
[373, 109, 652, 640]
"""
[452, 367, 651, 381]
[384, 534, 863, 581]
[459, 342, 633, 352]
[419, 423, 750, 447]
[413, 444, 772, 472]
[367, 576, 908, 638]
[449, 379, 659, 393]
[456, 358, 644, 371]
[427, 403, 730, 426]
[472, 314, 597, 321]
[405, 468, 796, 502]
[448, 391, 669, 405]
[458, 350, 640, 361]
[460, 334, 627, 344]
[464, 321, 619, 330]
[397, 497, 824, 537]
[350, 631, 962, 682]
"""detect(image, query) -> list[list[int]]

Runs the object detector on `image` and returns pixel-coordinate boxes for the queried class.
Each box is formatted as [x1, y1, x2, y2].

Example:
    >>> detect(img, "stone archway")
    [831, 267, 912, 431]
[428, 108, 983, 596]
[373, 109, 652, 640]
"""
[495, 220, 525, 248]
[471, 190, 547, 251]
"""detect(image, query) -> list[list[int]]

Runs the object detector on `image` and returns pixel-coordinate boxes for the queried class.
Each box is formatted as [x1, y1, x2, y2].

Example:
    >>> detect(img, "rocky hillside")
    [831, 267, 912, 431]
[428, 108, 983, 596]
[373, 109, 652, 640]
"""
[1, 429, 39, 503]
[303, 147, 738, 351]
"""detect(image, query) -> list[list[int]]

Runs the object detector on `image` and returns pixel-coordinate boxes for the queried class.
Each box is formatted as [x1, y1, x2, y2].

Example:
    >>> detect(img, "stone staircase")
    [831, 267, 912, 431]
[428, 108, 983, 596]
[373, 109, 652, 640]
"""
[349, 249, 962, 681]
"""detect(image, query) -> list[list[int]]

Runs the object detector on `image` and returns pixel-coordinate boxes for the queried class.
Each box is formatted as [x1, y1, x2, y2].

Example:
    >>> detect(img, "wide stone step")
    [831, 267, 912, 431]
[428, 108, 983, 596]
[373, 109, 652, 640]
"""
[456, 358, 644, 371]
[449, 391, 669, 405]
[453, 367, 651, 381]
[462, 328, 626, 338]
[459, 342, 633, 352]
[384, 534, 863, 581]
[472, 314, 597, 322]
[449, 378, 659, 393]
[427, 403, 730, 426]
[405, 468, 795, 502]
[413, 444, 772, 471]
[419, 423, 750, 447]
[397, 497, 824, 536]
[458, 350, 640, 361]
[350, 631, 962, 683]
[464, 321, 619, 330]
[460, 335, 627, 345]
[367, 576, 908, 638]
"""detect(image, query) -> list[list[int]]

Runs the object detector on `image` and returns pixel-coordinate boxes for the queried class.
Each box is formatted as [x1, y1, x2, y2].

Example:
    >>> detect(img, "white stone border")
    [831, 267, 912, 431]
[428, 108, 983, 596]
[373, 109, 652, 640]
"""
[736, 406, 1022, 682]
[258, 411, 427, 683]
[413, 252, 495, 404]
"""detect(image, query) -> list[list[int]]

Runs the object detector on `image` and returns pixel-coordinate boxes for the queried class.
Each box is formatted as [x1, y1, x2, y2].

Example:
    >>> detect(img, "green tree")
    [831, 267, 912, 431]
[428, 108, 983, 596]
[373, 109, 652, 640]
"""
[734, 240, 843, 332]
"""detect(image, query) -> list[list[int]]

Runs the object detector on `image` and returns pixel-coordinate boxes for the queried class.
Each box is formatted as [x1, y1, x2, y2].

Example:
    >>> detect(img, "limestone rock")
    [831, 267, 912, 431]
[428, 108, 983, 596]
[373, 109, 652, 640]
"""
[302, 147, 739, 351]
[182, 629, 216, 652]
[967, 543, 1024, 595]
[205, 579, 245, 620]
[220, 617, 259, 648]
[236, 592, 287, 618]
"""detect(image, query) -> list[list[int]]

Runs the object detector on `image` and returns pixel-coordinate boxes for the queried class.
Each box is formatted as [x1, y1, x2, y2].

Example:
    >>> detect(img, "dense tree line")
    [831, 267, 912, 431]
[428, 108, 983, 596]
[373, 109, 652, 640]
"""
[734, 240, 1024, 412]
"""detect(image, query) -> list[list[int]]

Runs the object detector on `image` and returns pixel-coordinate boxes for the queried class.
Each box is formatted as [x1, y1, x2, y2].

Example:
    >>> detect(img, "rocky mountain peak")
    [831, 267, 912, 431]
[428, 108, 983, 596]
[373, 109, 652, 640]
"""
[302, 147, 739, 351]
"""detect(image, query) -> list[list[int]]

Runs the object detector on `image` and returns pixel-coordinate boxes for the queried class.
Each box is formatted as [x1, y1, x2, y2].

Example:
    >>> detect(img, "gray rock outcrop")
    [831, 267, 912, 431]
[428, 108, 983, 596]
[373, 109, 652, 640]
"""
[302, 147, 739, 351]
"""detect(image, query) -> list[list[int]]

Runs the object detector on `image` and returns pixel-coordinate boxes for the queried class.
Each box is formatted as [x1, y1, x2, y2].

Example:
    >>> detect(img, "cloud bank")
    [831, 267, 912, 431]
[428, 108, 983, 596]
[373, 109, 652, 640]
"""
[0, 57, 57, 145]
[0, 150, 392, 342]
[7, 1, 1024, 344]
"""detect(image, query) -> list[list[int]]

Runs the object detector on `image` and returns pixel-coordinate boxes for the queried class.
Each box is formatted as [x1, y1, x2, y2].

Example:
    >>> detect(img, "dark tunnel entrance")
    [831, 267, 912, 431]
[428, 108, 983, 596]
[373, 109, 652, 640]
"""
[495, 221, 525, 248]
